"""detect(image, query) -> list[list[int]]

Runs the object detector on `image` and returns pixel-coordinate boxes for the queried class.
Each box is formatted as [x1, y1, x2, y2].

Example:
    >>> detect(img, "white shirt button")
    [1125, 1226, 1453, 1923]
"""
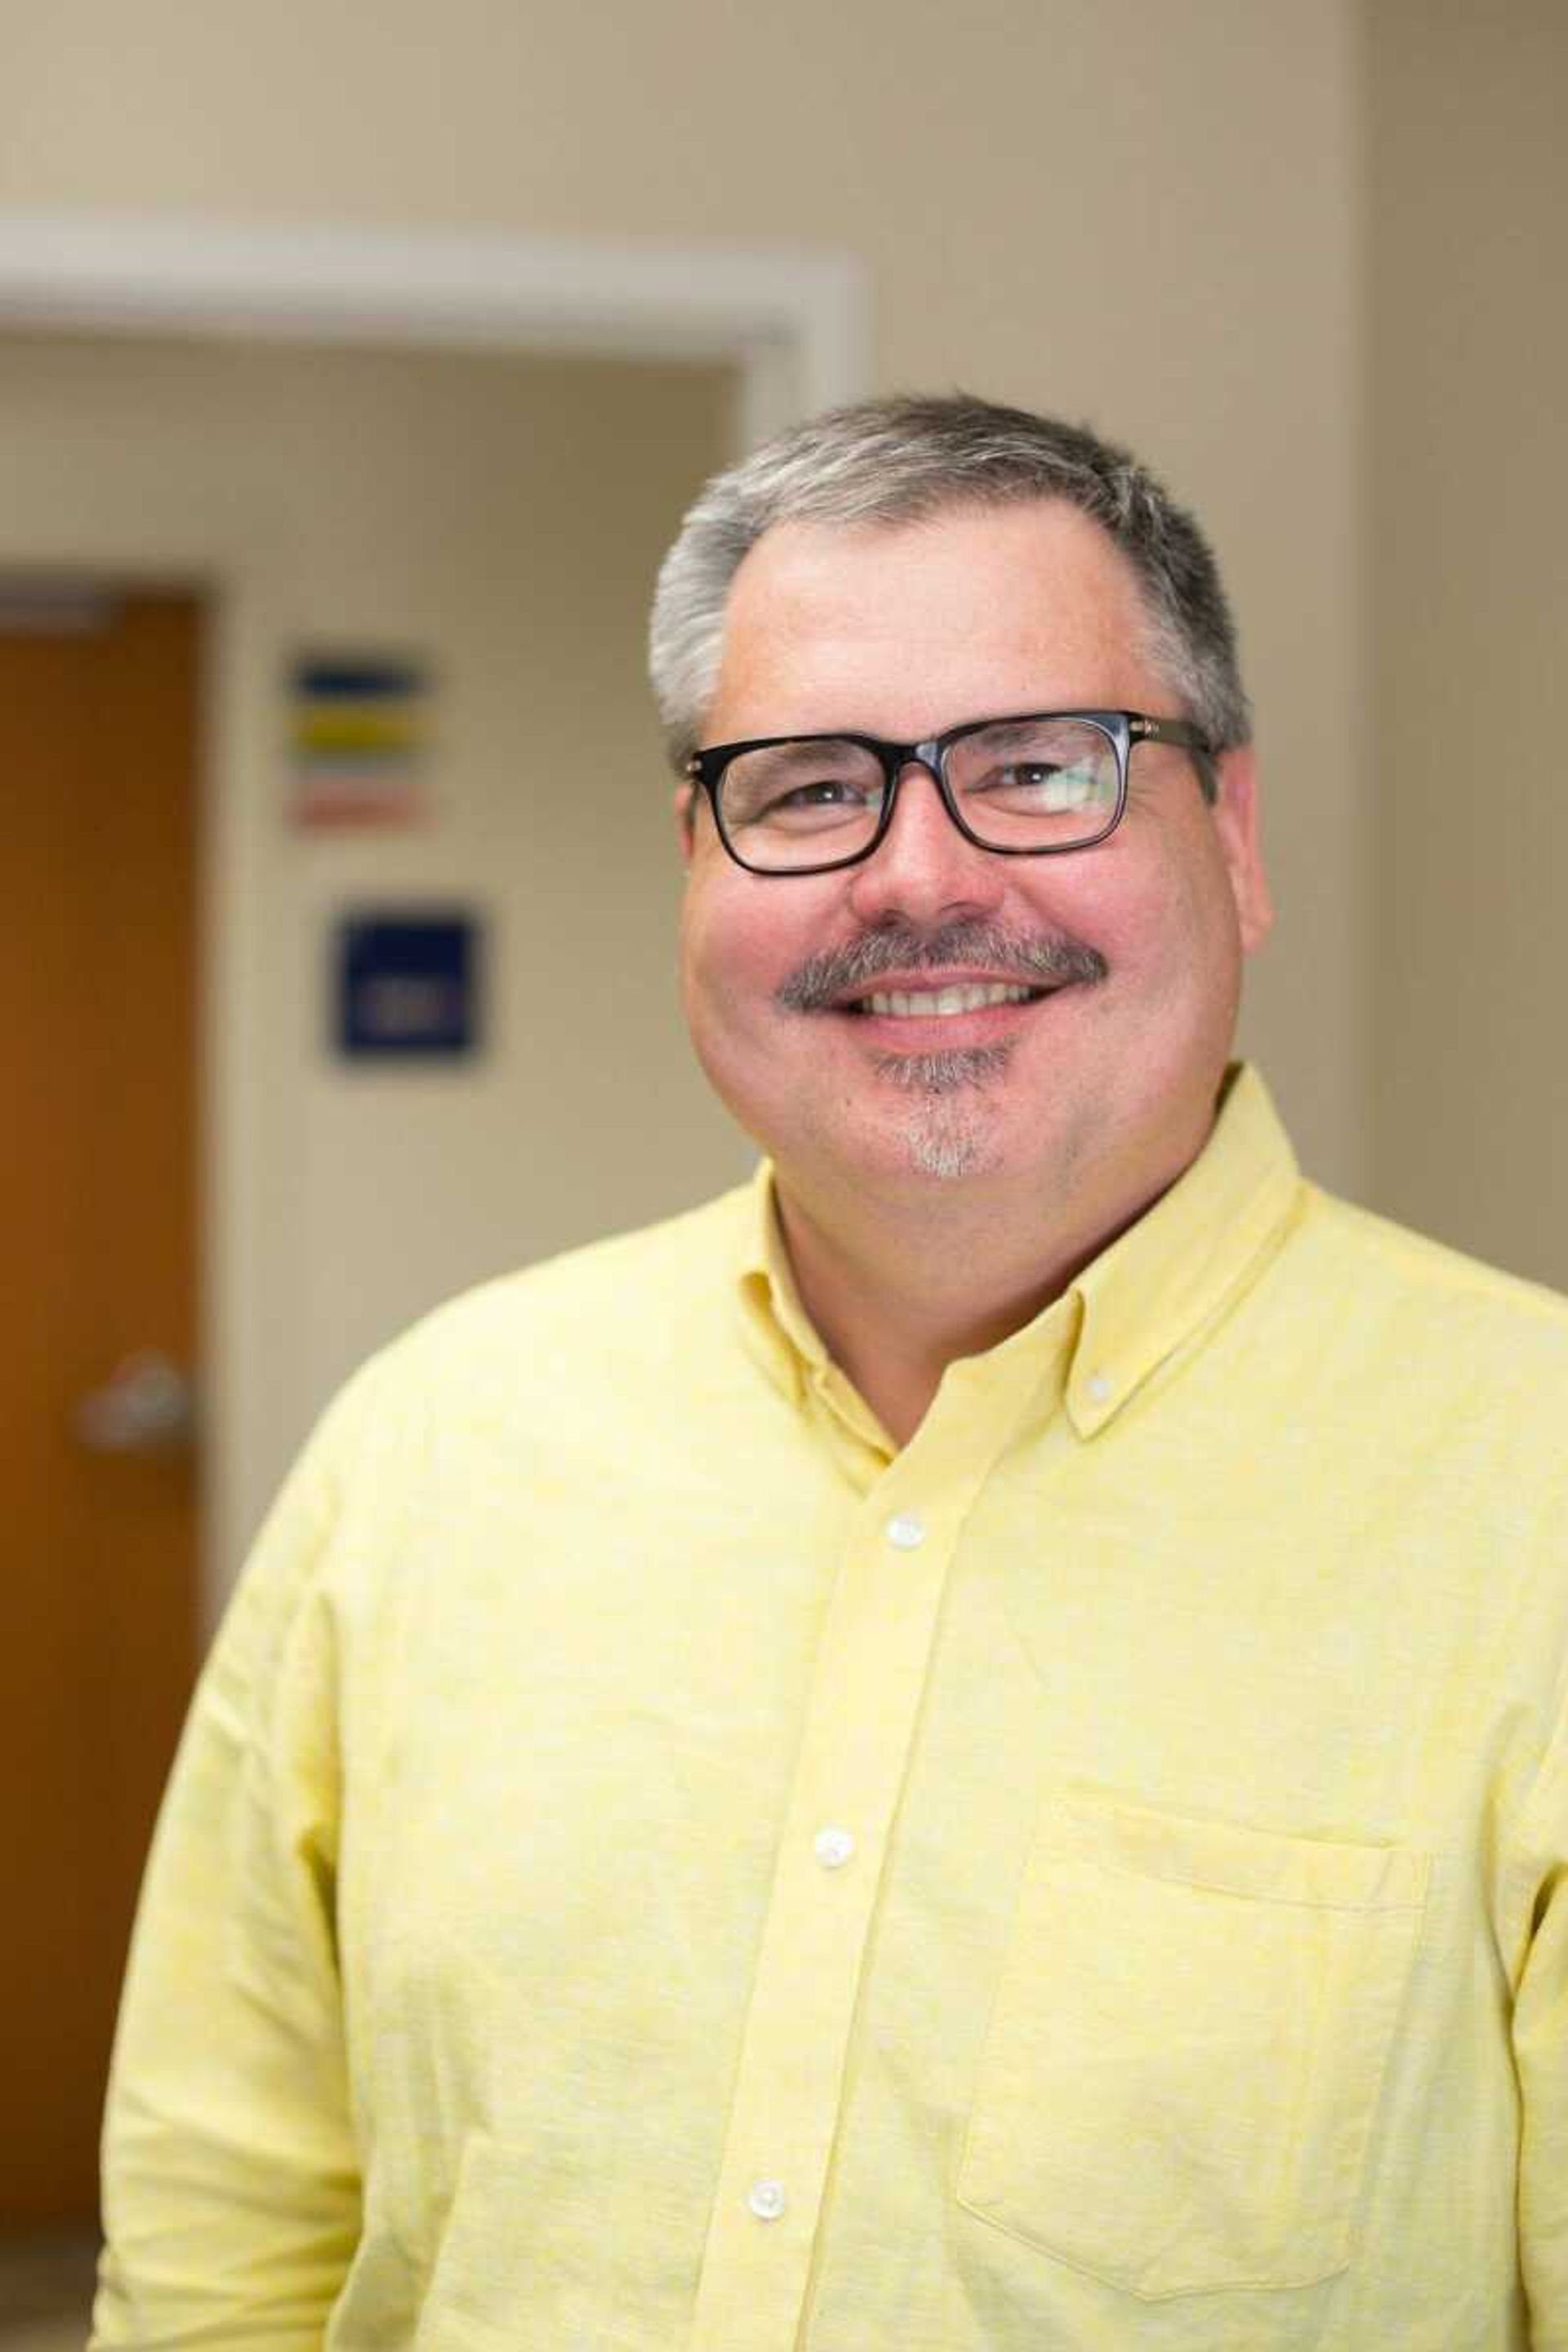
[813, 1825, 855, 1869]
[885, 1511, 925, 1549]
[747, 2177, 787, 2221]
[1085, 1371, 1113, 1405]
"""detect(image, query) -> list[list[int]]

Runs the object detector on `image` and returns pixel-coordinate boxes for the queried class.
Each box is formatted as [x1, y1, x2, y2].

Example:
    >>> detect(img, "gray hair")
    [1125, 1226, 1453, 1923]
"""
[648, 392, 1250, 778]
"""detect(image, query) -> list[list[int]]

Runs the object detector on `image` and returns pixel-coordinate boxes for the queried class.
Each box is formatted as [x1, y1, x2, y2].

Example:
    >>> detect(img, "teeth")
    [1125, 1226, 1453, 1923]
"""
[862, 982, 1036, 1018]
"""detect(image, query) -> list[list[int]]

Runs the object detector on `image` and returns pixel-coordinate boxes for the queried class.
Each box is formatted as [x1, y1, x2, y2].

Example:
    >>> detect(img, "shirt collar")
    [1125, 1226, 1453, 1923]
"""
[733, 1062, 1303, 1441]
[735, 1173, 831, 1409]
[1062, 1063, 1301, 1437]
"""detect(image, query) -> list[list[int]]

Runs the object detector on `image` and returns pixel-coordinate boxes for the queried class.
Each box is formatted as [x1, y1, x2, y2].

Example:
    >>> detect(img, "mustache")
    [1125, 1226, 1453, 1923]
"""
[774, 918, 1107, 1013]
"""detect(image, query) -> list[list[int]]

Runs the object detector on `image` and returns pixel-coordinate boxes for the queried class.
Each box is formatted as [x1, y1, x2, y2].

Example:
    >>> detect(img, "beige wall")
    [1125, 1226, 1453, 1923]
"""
[4, 3, 1562, 1513]
[0, 332, 735, 1574]
[0, 0, 1369, 1195]
[42, 4, 1568, 1568]
[1366, 1, 1568, 1292]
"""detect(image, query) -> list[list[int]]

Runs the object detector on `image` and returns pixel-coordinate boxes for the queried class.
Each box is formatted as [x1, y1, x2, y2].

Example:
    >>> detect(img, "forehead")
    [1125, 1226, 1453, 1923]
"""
[707, 497, 1161, 742]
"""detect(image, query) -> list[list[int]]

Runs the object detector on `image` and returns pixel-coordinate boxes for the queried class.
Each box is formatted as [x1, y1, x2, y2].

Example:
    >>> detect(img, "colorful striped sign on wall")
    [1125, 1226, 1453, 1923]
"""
[291, 652, 431, 827]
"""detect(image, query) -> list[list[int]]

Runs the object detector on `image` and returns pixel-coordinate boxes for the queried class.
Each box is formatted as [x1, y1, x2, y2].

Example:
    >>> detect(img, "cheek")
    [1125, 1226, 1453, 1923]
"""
[679, 892, 791, 1084]
[681, 866, 835, 1010]
[684, 889, 766, 1004]
[1113, 854, 1246, 1081]
[1048, 836, 1242, 1078]
[1104, 823, 1242, 972]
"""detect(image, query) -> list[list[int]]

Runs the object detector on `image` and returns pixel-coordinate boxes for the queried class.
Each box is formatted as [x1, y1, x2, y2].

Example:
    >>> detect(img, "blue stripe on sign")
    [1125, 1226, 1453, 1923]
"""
[293, 659, 427, 700]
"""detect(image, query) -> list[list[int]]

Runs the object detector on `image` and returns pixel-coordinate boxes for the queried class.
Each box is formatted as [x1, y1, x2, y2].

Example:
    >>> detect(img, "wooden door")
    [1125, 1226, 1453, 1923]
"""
[0, 590, 202, 2229]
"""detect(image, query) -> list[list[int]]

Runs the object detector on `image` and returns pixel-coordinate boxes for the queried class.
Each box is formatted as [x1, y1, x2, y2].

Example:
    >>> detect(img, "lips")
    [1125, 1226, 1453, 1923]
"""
[774, 922, 1108, 1019]
[846, 980, 1043, 1018]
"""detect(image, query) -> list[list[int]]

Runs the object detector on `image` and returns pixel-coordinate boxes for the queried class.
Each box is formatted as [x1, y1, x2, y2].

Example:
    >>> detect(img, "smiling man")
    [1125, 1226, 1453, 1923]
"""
[96, 397, 1567, 2352]
[674, 485, 1270, 1443]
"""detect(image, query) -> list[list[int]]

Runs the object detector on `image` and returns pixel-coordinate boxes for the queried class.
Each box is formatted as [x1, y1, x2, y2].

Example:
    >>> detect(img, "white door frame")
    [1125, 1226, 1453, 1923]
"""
[0, 210, 872, 1607]
[0, 211, 871, 443]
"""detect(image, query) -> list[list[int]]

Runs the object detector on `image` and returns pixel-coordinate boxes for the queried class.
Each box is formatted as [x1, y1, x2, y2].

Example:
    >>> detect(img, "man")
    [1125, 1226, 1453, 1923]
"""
[95, 395, 1566, 2350]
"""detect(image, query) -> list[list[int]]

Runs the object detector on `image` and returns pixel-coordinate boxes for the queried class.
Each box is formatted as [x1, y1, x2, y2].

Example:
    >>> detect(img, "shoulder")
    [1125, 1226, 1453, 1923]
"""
[219, 1187, 760, 1649]
[1263, 1186, 1568, 1463]
[327, 1180, 757, 1441]
[1291, 1186, 1568, 1344]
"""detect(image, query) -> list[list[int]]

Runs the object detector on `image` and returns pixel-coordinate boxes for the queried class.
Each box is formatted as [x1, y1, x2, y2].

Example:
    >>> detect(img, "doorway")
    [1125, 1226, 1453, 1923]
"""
[0, 589, 203, 2233]
[0, 212, 870, 1601]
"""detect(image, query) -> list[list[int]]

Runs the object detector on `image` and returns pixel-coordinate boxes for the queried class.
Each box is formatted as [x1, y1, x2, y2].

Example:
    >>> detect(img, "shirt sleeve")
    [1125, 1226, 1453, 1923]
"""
[90, 1396, 363, 2350]
[1511, 1677, 1568, 2351]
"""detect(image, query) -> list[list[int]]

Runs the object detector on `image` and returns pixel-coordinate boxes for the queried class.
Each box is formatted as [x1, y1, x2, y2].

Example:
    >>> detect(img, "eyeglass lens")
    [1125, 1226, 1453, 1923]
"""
[718, 715, 1120, 870]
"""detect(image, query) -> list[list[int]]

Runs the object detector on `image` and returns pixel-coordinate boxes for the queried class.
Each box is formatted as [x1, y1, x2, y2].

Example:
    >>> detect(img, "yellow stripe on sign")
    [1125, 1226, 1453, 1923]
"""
[295, 710, 423, 753]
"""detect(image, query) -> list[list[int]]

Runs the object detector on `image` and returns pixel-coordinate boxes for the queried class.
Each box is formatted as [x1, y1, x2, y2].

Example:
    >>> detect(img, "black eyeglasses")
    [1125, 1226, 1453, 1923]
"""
[685, 709, 1215, 876]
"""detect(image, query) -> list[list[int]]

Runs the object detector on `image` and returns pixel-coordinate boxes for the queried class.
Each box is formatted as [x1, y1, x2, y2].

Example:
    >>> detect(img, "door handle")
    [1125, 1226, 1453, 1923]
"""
[74, 1350, 197, 1454]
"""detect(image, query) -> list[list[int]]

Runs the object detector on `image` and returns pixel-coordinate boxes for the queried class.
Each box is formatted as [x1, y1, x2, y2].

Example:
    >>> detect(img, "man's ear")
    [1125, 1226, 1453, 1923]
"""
[1209, 746, 1274, 956]
[673, 780, 697, 871]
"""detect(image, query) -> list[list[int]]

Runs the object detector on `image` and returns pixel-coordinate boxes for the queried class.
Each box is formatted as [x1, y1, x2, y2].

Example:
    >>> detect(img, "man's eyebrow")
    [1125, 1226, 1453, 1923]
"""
[964, 716, 1069, 751]
[748, 733, 868, 767]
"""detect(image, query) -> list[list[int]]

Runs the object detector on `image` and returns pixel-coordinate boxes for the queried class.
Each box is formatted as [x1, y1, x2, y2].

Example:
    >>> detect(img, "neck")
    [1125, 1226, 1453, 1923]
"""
[773, 1178, 1111, 1447]
[772, 1098, 1224, 1447]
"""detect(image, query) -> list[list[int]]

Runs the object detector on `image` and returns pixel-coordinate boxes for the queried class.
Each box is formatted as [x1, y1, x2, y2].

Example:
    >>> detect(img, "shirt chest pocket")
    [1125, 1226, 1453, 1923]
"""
[956, 1795, 1429, 2301]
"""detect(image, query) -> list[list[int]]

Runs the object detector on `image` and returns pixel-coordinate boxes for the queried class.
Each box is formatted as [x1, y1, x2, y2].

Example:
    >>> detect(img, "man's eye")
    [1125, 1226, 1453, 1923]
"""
[721, 739, 887, 840]
[775, 778, 858, 808]
[974, 761, 1096, 811]
[752, 775, 877, 827]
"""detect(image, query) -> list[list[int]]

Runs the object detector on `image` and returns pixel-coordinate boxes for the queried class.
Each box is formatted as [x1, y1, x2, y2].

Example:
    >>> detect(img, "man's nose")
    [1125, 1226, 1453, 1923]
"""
[844, 760, 1004, 924]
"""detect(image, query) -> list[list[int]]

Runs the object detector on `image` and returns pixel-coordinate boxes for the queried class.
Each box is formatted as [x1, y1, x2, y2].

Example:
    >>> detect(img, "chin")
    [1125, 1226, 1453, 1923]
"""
[898, 1098, 1001, 1183]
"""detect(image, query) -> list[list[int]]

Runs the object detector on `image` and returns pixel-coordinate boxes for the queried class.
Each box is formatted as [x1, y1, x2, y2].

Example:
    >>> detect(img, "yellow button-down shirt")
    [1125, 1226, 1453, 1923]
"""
[95, 1067, 1568, 2350]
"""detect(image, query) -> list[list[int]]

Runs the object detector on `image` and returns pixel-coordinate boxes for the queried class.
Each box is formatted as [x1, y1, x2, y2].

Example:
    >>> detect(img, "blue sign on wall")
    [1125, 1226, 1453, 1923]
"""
[336, 910, 482, 1059]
